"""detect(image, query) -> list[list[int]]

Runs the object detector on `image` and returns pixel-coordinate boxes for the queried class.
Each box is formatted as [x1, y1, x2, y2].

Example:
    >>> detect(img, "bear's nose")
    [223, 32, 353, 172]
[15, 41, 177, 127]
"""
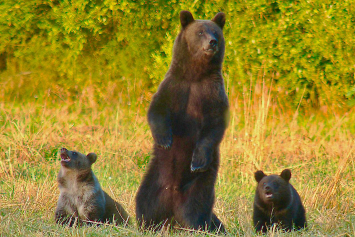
[265, 185, 271, 191]
[209, 39, 217, 47]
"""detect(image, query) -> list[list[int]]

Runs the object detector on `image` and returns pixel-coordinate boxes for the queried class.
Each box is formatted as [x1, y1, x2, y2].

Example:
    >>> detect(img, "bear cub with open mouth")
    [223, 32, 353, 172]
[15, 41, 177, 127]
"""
[253, 169, 307, 232]
[55, 148, 129, 226]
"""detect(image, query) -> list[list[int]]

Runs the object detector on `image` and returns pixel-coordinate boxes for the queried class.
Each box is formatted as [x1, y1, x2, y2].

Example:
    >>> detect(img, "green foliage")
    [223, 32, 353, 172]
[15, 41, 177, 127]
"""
[1, 0, 355, 108]
[224, 0, 355, 108]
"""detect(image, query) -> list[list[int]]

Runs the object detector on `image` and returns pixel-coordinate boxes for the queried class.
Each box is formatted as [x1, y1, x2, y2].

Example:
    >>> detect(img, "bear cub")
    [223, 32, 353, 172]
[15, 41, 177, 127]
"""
[55, 148, 129, 226]
[253, 169, 307, 232]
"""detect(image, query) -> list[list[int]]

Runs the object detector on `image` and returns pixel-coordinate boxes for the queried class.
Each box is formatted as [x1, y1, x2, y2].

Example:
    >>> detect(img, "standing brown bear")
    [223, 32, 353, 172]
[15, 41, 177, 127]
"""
[55, 148, 130, 226]
[135, 11, 229, 233]
[253, 169, 307, 233]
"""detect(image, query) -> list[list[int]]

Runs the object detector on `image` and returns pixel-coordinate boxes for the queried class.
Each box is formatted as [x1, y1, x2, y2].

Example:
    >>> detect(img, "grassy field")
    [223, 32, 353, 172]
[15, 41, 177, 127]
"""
[0, 77, 354, 236]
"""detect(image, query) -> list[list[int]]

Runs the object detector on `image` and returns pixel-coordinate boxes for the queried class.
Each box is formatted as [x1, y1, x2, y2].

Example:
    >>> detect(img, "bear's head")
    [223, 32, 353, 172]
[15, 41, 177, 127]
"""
[173, 11, 225, 65]
[60, 147, 97, 170]
[254, 169, 292, 206]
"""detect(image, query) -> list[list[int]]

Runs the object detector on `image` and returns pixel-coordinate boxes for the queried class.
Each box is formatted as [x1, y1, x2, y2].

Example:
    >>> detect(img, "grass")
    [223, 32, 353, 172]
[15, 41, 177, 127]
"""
[0, 75, 354, 236]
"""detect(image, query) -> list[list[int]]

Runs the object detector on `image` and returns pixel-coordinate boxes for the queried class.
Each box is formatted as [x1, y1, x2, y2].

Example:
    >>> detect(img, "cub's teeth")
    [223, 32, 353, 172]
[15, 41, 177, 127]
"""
[61, 154, 71, 162]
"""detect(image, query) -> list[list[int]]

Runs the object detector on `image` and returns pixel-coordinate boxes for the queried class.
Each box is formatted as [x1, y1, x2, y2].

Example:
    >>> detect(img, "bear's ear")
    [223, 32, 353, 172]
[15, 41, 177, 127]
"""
[280, 169, 291, 182]
[212, 12, 226, 29]
[254, 170, 266, 183]
[180, 11, 194, 28]
[86, 153, 97, 164]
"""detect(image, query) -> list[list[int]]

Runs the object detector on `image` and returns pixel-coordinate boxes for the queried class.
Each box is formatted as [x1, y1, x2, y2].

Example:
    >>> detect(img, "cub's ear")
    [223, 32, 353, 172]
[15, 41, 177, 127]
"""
[254, 170, 266, 183]
[87, 153, 97, 164]
[180, 11, 194, 28]
[280, 169, 291, 182]
[212, 12, 226, 29]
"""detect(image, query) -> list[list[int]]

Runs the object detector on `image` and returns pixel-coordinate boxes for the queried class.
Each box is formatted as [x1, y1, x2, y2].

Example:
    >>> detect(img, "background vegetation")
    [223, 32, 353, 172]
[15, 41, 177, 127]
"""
[1, 0, 355, 108]
[1, 0, 355, 236]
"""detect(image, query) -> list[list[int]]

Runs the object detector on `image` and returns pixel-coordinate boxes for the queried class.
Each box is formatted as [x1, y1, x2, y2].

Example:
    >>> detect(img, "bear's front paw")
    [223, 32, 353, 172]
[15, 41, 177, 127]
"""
[190, 148, 211, 172]
[154, 132, 173, 149]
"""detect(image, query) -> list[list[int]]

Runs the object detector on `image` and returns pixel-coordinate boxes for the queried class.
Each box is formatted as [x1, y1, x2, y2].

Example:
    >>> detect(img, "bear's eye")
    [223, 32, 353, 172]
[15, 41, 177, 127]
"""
[73, 152, 77, 156]
[198, 31, 203, 36]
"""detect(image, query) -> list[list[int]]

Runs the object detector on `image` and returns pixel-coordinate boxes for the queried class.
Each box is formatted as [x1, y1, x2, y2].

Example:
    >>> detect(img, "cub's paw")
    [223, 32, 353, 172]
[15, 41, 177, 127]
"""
[190, 148, 211, 172]
[154, 131, 172, 149]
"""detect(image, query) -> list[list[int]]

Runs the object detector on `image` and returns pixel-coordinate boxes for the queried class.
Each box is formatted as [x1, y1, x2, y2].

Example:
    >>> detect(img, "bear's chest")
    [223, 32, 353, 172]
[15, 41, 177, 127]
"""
[186, 83, 206, 119]
[61, 180, 96, 204]
[170, 81, 218, 137]
[171, 81, 218, 118]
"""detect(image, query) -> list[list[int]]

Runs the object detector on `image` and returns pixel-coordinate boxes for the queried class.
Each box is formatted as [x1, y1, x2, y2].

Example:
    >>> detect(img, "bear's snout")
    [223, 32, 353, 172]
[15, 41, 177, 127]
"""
[60, 148, 72, 166]
[264, 185, 271, 192]
[60, 147, 68, 154]
[263, 184, 274, 199]
[204, 37, 219, 55]
[209, 39, 217, 48]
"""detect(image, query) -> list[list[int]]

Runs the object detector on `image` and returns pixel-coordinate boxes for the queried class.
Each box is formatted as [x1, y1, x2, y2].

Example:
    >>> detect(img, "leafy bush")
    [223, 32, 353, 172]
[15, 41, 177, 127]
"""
[0, 0, 354, 109]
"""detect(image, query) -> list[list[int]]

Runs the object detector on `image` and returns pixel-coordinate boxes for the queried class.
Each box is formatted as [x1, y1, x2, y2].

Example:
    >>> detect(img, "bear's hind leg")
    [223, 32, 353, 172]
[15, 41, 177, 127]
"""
[174, 174, 217, 232]
[136, 180, 173, 231]
[136, 196, 173, 231]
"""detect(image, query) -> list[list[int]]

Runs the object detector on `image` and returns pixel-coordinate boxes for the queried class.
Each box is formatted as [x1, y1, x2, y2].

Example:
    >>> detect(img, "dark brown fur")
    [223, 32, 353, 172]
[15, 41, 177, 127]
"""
[55, 148, 130, 226]
[135, 11, 228, 233]
[253, 169, 307, 232]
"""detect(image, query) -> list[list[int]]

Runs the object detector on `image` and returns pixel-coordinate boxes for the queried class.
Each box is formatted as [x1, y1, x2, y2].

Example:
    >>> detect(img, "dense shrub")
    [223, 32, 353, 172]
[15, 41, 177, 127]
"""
[1, 0, 354, 108]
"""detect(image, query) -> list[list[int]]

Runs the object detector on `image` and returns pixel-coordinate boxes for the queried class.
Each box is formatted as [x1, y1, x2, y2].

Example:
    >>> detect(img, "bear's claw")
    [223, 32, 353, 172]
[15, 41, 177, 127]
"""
[190, 161, 208, 172]
[190, 146, 212, 172]
[155, 133, 172, 149]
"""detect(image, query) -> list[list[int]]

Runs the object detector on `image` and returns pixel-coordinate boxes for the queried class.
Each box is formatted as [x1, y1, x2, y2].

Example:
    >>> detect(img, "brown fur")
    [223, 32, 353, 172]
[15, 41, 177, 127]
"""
[135, 11, 228, 233]
[55, 148, 130, 226]
[253, 169, 307, 232]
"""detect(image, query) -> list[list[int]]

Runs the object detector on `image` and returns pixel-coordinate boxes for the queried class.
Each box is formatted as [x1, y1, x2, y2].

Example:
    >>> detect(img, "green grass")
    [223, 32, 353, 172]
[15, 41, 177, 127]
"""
[0, 79, 355, 236]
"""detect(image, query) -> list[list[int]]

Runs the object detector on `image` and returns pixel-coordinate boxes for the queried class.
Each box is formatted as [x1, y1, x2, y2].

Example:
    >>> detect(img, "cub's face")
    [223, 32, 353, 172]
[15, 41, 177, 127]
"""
[254, 169, 292, 204]
[179, 11, 225, 60]
[60, 148, 97, 170]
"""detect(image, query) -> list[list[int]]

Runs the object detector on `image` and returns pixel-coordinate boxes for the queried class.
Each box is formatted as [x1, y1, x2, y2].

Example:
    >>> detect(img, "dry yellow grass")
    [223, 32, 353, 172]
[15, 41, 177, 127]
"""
[0, 78, 354, 236]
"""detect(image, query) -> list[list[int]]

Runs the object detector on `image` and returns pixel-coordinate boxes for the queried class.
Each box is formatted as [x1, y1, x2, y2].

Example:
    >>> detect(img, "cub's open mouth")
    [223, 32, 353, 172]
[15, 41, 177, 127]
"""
[265, 191, 273, 199]
[61, 153, 71, 162]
